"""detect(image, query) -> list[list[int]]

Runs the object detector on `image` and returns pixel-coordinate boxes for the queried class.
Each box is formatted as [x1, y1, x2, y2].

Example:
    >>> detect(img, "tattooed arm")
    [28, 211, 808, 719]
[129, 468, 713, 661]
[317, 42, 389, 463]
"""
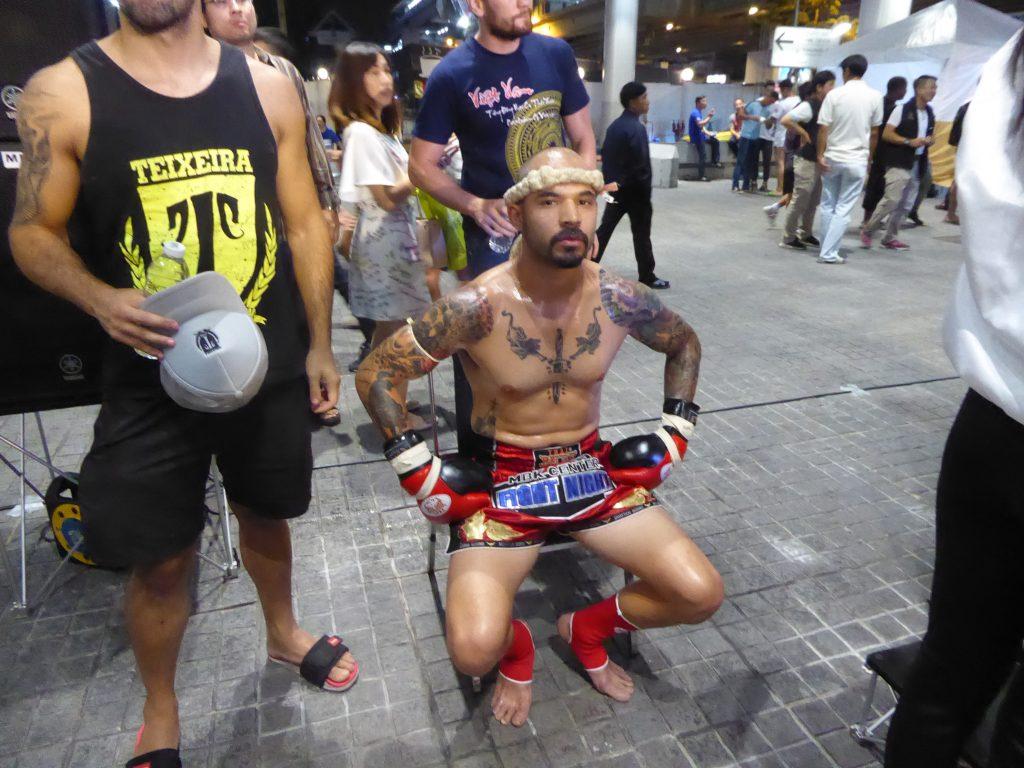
[8, 63, 177, 358]
[599, 269, 701, 402]
[355, 286, 495, 439]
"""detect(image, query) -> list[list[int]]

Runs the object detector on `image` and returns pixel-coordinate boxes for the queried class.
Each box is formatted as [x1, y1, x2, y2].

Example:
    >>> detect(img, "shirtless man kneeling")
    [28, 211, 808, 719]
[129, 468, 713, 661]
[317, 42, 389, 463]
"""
[356, 148, 723, 726]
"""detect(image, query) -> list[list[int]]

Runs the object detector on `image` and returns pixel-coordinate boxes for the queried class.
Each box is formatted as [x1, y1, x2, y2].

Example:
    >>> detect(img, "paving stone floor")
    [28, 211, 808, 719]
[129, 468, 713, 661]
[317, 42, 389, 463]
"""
[0, 180, 968, 767]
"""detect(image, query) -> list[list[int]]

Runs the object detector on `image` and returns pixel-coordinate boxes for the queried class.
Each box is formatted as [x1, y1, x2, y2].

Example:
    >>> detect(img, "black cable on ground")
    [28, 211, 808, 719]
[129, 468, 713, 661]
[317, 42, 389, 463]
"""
[311, 375, 960, 473]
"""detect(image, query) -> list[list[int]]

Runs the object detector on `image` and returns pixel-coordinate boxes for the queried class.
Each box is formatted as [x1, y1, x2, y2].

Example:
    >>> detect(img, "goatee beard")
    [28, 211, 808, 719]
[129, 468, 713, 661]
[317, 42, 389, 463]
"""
[120, 0, 193, 34]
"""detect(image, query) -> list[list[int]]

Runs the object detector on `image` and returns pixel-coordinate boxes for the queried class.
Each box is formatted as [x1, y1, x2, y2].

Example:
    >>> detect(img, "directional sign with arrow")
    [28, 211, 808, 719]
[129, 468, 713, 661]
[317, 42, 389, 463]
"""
[770, 26, 839, 68]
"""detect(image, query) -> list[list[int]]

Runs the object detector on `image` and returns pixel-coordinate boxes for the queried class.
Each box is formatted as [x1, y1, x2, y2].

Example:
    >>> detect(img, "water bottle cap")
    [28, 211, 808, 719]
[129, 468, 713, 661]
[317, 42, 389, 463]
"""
[162, 241, 186, 260]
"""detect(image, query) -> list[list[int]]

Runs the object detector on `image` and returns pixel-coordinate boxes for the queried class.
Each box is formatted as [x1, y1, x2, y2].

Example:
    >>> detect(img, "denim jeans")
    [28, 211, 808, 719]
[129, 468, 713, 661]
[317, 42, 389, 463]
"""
[818, 161, 867, 260]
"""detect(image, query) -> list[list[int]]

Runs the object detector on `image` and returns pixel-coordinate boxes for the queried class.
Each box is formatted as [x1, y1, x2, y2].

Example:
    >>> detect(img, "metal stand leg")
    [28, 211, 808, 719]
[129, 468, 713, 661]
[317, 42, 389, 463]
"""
[427, 522, 437, 576]
[196, 460, 238, 580]
[850, 669, 892, 746]
[0, 412, 83, 612]
[623, 570, 636, 658]
[426, 364, 440, 577]
[17, 413, 27, 609]
[34, 413, 55, 482]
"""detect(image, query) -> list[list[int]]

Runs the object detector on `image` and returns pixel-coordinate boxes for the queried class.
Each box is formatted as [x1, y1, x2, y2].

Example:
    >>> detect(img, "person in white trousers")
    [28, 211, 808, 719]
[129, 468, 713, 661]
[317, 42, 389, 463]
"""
[815, 55, 884, 264]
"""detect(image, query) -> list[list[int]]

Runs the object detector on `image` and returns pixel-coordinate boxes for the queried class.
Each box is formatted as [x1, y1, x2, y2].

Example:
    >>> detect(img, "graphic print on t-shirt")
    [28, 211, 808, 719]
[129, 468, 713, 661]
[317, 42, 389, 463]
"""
[465, 78, 567, 179]
[116, 146, 279, 324]
[505, 90, 566, 177]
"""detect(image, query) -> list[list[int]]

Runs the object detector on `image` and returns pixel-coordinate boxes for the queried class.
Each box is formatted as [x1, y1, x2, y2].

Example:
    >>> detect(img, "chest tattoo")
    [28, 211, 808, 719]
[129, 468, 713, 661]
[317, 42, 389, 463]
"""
[501, 308, 603, 402]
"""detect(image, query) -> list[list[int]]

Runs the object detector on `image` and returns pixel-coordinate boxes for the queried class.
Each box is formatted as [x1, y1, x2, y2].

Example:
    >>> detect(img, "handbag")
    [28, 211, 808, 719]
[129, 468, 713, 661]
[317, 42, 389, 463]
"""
[416, 217, 448, 269]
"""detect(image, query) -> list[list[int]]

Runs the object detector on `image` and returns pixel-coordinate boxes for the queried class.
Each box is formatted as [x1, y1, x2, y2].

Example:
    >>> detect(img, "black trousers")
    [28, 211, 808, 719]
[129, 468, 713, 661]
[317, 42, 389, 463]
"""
[695, 138, 721, 177]
[885, 389, 1024, 768]
[758, 138, 773, 185]
[863, 161, 887, 220]
[595, 189, 656, 283]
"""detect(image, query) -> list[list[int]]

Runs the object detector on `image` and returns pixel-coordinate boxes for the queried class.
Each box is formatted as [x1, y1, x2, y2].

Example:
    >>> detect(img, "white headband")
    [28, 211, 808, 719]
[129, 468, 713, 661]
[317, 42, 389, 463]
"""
[503, 166, 606, 205]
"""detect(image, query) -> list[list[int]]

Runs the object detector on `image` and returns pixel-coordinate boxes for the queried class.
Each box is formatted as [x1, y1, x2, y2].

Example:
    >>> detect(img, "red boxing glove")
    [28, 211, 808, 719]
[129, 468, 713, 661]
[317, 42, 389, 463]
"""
[384, 431, 492, 523]
[607, 412, 694, 490]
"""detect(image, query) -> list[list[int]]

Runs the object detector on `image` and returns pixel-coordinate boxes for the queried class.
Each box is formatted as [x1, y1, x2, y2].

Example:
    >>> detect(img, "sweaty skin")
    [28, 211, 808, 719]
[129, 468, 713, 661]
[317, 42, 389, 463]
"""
[357, 262, 698, 447]
[356, 148, 699, 447]
[356, 147, 709, 725]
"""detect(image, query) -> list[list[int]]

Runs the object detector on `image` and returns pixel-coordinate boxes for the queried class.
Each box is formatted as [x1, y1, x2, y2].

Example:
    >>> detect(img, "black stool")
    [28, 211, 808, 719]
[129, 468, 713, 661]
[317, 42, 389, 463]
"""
[851, 639, 1021, 766]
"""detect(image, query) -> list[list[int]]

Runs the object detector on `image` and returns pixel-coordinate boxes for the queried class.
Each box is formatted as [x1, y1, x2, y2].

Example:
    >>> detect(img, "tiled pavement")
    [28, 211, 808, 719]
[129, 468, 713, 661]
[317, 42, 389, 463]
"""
[0, 180, 967, 767]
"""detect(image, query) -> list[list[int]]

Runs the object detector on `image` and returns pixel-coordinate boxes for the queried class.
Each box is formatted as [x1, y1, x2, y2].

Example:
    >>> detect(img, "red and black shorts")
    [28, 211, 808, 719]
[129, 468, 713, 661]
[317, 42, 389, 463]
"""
[447, 431, 659, 553]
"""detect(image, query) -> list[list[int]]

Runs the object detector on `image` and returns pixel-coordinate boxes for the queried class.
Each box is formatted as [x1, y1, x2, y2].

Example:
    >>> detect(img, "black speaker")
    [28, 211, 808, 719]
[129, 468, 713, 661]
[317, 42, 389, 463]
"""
[1, 0, 111, 141]
[0, 1, 111, 415]
[0, 142, 106, 416]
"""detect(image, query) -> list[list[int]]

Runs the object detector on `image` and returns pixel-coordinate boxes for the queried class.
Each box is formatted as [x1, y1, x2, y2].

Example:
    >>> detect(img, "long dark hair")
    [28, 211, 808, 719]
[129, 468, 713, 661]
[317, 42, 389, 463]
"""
[328, 42, 402, 136]
[1011, 30, 1024, 136]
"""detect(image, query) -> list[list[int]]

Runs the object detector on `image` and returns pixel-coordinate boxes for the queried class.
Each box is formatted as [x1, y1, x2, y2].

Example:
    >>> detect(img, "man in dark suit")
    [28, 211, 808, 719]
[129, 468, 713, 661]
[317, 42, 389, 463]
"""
[594, 82, 669, 289]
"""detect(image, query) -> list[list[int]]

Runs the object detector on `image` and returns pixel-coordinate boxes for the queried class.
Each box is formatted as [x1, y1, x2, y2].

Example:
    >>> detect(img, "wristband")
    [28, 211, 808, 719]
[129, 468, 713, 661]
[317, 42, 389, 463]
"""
[384, 430, 431, 475]
[663, 399, 700, 425]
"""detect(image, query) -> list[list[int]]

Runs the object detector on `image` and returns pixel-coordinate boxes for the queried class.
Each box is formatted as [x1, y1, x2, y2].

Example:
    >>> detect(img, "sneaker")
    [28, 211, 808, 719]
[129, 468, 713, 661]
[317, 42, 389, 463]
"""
[762, 203, 779, 219]
[779, 237, 807, 250]
[860, 230, 873, 249]
[817, 254, 846, 264]
[800, 234, 820, 247]
[347, 340, 371, 373]
[906, 213, 924, 227]
[882, 238, 910, 251]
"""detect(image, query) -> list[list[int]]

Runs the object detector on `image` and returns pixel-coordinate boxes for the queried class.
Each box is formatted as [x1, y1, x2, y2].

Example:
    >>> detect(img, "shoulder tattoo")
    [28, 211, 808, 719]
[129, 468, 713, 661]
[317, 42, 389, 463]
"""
[598, 268, 664, 329]
[411, 288, 495, 359]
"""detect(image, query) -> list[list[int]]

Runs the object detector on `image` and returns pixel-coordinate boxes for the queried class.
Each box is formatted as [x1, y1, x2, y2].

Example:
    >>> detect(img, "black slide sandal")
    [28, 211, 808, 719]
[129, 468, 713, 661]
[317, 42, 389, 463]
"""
[125, 748, 182, 768]
[268, 634, 359, 692]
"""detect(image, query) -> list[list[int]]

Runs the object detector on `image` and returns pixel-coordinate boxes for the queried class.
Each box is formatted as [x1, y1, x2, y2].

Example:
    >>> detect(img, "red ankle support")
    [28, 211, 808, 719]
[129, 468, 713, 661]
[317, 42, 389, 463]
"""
[568, 594, 637, 671]
[498, 619, 535, 684]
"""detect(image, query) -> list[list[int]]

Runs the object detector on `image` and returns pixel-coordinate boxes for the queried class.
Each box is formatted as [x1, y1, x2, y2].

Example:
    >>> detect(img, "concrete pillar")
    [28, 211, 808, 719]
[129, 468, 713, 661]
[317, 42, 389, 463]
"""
[601, 0, 639, 142]
[858, 0, 912, 35]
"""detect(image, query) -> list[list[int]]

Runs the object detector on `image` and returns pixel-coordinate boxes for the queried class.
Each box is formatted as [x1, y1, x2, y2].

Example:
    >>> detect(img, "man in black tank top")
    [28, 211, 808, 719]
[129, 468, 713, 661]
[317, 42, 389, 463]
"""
[8, 1, 356, 764]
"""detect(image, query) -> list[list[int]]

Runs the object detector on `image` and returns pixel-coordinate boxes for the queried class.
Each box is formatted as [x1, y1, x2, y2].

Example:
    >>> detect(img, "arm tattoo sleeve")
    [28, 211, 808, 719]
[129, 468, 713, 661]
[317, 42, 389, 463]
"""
[356, 287, 494, 439]
[12, 87, 58, 226]
[599, 269, 700, 402]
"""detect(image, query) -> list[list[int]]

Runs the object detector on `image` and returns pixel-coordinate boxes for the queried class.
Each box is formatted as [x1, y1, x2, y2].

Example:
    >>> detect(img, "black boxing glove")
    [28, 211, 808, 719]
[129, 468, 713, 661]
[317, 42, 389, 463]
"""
[607, 400, 698, 490]
[384, 431, 493, 523]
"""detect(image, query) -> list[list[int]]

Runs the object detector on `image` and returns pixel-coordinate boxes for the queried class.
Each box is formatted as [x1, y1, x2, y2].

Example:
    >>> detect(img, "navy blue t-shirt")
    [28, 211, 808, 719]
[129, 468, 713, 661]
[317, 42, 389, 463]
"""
[413, 34, 590, 204]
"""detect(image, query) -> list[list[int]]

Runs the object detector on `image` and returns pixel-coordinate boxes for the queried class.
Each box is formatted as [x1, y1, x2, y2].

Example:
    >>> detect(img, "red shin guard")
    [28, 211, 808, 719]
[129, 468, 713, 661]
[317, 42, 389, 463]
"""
[498, 619, 535, 684]
[568, 594, 638, 672]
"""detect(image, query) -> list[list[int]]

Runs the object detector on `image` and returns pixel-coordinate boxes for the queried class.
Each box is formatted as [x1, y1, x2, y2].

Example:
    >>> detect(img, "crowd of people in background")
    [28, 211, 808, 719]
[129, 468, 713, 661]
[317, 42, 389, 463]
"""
[716, 56, 964, 264]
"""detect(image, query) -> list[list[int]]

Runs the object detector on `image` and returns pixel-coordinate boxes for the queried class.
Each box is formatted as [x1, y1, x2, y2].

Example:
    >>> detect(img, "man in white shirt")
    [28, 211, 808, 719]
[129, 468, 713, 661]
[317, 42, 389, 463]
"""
[860, 75, 937, 251]
[814, 55, 884, 264]
[769, 80, 799, 194]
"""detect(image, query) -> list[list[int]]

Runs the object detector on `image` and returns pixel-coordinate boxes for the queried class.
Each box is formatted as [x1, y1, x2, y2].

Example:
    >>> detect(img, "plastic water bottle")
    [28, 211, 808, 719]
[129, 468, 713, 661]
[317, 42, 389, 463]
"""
[145, 241, 190, 295]
[488, 234, 516, 254]
[136, 241, 190, 359]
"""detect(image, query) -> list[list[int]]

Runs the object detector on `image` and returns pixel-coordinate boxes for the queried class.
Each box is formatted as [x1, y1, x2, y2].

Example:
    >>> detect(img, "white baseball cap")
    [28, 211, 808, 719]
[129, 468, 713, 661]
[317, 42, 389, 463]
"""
[141, 272, 268, 413]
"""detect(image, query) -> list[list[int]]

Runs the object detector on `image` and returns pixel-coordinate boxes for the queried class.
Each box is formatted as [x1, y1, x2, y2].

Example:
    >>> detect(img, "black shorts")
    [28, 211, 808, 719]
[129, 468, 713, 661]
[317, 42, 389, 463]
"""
[79, 377, 313, 567]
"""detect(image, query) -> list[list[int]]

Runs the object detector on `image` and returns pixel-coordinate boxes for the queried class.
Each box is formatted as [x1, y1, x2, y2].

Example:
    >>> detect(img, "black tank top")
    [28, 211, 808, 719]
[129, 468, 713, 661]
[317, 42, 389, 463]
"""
[69, 41, 306, 393]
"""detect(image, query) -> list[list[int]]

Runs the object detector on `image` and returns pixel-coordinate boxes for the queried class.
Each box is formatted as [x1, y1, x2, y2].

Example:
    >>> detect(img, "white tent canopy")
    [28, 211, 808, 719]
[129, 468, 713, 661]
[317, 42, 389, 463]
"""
[813, 0, 1020, 184]
[816, 0, 1019, 68]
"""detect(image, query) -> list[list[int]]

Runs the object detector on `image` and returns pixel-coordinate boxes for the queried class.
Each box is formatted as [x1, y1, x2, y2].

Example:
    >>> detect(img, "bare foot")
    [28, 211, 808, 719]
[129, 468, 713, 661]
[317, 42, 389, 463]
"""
[491, 675, 533, 727]
[135, 697, 180, 756]
[268, 627, 357, 686]
[557, 613, 635, 702]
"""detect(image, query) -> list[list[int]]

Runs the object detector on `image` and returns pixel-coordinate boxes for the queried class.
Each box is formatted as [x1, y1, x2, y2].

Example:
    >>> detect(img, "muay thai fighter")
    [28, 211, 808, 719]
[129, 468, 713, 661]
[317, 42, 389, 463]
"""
[355, 147, 723, 727]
